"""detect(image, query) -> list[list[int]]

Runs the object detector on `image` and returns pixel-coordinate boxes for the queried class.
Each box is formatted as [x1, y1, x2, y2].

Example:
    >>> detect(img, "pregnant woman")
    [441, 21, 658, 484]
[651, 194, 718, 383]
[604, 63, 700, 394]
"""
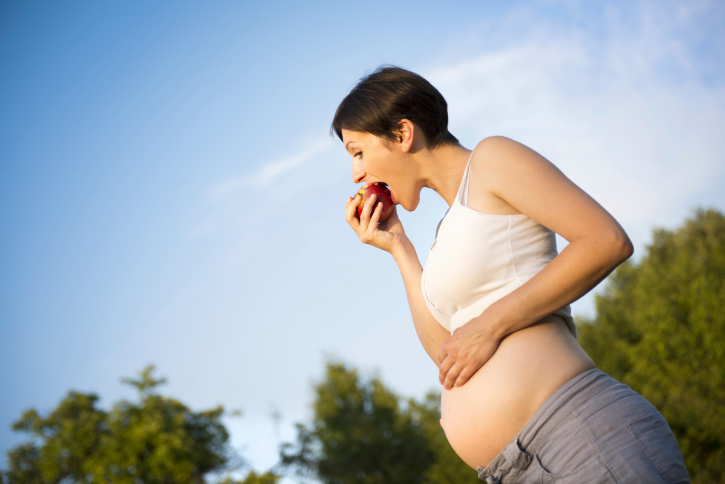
[339, 66, 689, 483]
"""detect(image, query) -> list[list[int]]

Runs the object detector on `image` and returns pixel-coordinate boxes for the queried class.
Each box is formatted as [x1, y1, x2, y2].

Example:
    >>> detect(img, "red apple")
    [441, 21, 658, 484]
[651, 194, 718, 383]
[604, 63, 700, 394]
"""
[354, 183, 394, 222]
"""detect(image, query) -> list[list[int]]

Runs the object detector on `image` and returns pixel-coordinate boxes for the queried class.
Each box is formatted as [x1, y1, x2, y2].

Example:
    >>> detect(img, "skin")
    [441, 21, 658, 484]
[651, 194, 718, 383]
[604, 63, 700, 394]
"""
[343, 120, 633, 467]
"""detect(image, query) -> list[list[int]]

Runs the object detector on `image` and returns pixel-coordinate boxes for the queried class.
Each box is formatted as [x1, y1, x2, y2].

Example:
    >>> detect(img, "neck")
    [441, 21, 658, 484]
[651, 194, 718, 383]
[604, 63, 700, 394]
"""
[416, 144, 473, 207]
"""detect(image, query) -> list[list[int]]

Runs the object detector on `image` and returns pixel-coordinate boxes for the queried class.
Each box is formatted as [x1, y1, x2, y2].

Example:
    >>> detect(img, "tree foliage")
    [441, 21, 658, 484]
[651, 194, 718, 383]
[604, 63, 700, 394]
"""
[1, 365, 265, 484]
[280, 360, 476, 483]
[405, 393, 478, 483]
[219, 471, 281, 484]
[577, 208, 725, 483]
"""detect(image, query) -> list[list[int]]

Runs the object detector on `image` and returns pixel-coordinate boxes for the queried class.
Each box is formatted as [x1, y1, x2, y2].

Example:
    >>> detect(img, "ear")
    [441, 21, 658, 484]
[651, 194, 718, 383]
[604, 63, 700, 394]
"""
[396, 119, 416, 153]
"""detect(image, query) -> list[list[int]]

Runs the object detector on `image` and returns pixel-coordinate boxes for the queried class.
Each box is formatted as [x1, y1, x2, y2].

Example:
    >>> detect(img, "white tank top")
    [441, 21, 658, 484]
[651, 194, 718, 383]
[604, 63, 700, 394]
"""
[421, 149, 577, 336]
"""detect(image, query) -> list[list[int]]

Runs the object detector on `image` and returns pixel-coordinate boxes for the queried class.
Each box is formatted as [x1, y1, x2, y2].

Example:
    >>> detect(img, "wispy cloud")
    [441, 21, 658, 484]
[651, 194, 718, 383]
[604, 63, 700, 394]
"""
[190, 137, 337, 236]
[211, 138, 334, 204]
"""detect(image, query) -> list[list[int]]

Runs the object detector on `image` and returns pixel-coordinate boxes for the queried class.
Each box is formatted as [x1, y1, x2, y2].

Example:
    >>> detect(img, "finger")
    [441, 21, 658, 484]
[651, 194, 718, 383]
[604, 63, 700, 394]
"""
[346, 195, 360, 219]
[345, 196, 362, 230]
[438, 355, 456, 385]
[357, 195, 379, 243]
[438, 337, 453, 364]
[368, 201, 384, 228]
[438, 345, 448, 365]
[454, 365, 477, 388]
[443, 362, 463, 390]
[362, 202, 384, 242]
[359, 193, 377, 225]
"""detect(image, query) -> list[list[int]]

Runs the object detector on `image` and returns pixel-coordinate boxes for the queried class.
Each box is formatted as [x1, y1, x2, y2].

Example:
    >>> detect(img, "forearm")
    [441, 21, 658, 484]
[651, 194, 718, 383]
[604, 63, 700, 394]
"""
[391, 238, 450, 367]
[484, 230, 634, 339]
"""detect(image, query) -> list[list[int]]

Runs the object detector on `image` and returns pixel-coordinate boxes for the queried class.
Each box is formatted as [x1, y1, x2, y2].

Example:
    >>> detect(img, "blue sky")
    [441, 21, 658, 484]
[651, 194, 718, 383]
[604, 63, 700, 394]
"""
[2, 0, 724, 480]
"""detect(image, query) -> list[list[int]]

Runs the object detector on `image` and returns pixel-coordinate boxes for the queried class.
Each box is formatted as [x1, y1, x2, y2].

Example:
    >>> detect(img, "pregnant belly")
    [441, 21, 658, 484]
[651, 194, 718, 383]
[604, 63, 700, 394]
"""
[439, 315, 595, 469]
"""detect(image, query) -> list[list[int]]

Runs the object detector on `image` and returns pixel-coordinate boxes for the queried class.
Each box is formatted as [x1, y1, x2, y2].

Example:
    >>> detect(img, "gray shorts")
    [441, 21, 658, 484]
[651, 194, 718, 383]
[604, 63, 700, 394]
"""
[477, 368, 689, 483]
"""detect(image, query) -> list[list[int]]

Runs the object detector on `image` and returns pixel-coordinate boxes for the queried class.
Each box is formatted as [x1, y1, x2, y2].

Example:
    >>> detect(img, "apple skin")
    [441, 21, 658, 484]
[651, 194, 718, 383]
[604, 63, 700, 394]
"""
[355, 183, 394, 222]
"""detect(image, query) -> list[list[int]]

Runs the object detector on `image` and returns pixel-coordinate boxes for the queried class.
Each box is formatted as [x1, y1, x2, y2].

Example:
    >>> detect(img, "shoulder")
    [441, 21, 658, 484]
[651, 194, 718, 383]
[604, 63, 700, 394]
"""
[474, 135, 519, 150]
[464, 137, 538, 215]
[472, 136, 534, 165]
[468, 137, 631, 251]
[470, 136, 555, 184]
[465, 136, 575, 216]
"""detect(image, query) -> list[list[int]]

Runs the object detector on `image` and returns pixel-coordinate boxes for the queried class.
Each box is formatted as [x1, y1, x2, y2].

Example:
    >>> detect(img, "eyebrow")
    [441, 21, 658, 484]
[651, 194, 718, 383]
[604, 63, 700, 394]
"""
[344, 141, 357, 151]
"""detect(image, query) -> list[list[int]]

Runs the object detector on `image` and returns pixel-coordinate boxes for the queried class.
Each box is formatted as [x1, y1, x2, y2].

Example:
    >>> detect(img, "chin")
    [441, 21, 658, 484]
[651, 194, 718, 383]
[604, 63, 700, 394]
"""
[400, 196, 420, 212]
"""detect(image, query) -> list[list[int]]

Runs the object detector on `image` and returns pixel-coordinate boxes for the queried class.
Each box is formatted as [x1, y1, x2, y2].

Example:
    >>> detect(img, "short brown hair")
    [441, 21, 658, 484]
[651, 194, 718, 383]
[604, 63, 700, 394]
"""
[331, 65, 459, 150]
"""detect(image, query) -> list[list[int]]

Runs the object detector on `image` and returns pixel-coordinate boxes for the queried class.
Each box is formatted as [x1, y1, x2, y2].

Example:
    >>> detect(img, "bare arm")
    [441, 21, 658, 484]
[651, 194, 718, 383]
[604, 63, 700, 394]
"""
[345, 193, 449, 367]
[438, 136, 634, 389]
[484, 223, 631, 338]
[390, 238, 450, 367]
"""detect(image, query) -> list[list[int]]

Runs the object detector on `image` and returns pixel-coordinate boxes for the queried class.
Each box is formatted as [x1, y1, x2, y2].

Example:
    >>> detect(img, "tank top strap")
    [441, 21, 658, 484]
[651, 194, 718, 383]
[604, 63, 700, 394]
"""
[456, 150, 475, 206]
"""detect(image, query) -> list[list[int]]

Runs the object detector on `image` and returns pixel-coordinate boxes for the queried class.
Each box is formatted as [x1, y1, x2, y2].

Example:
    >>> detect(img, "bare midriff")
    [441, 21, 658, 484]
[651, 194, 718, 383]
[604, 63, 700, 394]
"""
[439, 314, 595, 469]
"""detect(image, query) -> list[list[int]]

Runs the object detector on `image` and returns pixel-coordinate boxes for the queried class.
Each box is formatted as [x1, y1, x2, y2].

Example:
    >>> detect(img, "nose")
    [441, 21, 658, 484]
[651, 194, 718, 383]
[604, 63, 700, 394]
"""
[352, 157, 366, 184]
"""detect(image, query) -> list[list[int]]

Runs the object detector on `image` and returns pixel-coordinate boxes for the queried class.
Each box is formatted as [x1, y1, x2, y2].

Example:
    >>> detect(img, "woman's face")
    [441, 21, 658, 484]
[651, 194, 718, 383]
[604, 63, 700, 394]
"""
[341, 128, 421, 211]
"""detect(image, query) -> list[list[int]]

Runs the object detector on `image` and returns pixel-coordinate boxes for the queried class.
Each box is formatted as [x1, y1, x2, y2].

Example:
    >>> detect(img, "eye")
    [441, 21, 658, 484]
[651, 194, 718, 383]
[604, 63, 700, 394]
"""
[354, 151, 362, 159]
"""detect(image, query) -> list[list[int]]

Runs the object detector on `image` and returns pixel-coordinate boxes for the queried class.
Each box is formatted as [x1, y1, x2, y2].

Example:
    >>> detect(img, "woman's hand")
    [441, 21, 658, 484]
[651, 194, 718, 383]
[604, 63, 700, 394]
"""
[438, 319, 501, 390]
[345, 192, 407, 254]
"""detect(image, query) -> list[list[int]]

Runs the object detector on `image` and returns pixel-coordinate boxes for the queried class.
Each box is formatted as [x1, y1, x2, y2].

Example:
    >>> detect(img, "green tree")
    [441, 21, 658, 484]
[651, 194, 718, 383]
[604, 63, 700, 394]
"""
[2, 365, 255, 484]
[577, 208, 725, 483]
[405, 392, 477, 483]
[219, 471, 281, 484]
[280, 360, 476, 483]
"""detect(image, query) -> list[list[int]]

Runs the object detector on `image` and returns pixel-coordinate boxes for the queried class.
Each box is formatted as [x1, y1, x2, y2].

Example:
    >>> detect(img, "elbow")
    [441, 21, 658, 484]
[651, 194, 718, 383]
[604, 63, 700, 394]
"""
[587, 227, 633, 268]
[611, 229, 634, 264]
